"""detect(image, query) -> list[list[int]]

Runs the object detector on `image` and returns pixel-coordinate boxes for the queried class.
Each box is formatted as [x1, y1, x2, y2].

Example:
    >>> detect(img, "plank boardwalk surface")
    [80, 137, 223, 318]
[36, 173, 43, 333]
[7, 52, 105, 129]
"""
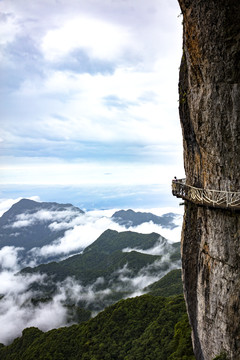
[172, 179, 240, 210]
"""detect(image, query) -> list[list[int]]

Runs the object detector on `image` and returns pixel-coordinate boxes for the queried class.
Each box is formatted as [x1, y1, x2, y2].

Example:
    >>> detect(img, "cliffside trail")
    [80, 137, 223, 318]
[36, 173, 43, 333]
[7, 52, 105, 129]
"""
[177, 1, 240, 359]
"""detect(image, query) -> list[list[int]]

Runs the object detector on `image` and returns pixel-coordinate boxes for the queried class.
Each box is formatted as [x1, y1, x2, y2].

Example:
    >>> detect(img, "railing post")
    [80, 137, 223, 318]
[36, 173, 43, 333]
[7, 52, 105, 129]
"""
[172, 178, 240, 210]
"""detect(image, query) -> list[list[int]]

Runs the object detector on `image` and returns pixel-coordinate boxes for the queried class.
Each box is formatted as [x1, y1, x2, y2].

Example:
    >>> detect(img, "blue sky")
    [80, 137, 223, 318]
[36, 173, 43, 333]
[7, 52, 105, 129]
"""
[0, 0, 184, 192]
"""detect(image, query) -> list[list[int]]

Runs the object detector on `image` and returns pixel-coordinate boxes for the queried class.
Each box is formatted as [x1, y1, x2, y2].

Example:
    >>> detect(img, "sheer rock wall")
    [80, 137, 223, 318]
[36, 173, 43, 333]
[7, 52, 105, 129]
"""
[177, 1, 240, 359]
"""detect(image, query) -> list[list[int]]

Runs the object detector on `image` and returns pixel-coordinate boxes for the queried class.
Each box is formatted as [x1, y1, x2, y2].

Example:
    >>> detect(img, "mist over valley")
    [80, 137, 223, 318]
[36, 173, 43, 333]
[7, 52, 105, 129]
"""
[0, 198, 182, 345]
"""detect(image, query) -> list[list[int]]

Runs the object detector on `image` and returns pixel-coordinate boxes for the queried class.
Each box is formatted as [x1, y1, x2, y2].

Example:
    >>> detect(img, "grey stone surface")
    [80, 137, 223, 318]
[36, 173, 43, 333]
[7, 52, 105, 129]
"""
[177, 0, 240, 359]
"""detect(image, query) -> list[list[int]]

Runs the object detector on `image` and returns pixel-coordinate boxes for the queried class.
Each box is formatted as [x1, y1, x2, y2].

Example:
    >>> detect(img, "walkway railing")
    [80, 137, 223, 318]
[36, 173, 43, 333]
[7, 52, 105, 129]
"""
[172, 178, 240, 210]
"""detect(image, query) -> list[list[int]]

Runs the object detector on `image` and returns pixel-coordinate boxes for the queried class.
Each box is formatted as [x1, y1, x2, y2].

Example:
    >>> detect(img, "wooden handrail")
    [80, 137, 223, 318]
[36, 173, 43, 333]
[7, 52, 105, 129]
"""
[172, 179, 240, 210]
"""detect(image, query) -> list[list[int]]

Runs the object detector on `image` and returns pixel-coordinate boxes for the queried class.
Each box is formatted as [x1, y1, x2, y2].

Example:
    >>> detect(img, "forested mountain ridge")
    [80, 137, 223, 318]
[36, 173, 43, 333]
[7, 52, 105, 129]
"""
[19, 229, 181, 312]
[0, 294, 195, 360]
[20, 230, 180, 285]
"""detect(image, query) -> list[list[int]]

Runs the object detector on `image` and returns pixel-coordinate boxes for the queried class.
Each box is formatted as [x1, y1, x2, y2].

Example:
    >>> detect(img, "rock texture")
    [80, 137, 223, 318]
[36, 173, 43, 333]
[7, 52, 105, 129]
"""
[177, 0, 240, 359]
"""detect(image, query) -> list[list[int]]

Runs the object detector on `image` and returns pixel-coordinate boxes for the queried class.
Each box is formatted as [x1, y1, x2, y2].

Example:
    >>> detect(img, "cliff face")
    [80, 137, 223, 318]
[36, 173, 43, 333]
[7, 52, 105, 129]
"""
[177, 1, 240, 359]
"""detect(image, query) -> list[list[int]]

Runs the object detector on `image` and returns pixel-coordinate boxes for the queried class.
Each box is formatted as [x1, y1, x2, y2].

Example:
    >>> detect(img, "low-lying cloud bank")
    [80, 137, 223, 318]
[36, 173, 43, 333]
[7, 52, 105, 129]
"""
[0, 246, 24, 271]
[0, 271, 71, 344]
[29, 212, 126, 261]
[0, 233, 181, 345]
[9, 208, 80, 229]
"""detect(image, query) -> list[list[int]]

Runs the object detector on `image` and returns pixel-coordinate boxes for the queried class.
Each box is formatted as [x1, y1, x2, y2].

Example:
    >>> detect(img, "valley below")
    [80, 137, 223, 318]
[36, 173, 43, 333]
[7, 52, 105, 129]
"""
[0, 199, 194, 359]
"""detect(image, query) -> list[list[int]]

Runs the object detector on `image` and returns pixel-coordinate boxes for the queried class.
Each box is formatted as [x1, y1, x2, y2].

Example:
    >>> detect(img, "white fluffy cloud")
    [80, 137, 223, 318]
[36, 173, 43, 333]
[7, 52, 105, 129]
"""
[0, 13, 20, 46]
[30, 212, 128, 259]
[127, 217, 183, 243]
[110, 251, 181, 299]
[0, 0, 184, 187]
[0, 272, 69, 344]
[41, 16, 133, 62]
[28, 207, 182, 261]
[0, 246, 23, 271]
[16, 63, 180, 144]
[10, 208, 81, 228]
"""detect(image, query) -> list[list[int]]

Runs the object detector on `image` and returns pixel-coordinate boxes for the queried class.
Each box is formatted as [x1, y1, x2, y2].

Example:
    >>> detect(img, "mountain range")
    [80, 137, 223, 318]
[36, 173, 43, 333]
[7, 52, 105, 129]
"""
[0, 199, 181, 267]
[20, 228, 181, 312]
[0, 198, 186, 354]
[112, 209, 179, 229]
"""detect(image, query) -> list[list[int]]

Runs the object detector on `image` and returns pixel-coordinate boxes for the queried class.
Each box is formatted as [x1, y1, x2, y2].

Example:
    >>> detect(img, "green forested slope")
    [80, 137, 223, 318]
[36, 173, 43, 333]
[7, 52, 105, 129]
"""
[0, 294, 195, 360]
[21, 230, 180, 286]
[22, 249, 162, 284]
[146, 269, 183, 297]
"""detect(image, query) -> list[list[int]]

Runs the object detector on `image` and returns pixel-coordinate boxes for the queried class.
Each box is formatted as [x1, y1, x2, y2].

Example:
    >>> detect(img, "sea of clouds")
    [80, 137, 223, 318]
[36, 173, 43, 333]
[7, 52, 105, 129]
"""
[0, 197, 183, 345]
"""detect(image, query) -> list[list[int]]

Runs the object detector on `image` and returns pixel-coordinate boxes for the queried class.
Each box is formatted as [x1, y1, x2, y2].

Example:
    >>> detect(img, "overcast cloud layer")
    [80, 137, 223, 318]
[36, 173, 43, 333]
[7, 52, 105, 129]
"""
[0, 0, 184, 187]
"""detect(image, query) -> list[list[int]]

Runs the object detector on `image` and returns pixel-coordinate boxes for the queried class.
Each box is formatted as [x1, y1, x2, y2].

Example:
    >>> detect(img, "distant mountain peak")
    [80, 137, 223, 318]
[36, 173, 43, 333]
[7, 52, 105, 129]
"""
[1, 198, 84, 218]
[0, 199, 85, 256]
[111, 209, 179, 229]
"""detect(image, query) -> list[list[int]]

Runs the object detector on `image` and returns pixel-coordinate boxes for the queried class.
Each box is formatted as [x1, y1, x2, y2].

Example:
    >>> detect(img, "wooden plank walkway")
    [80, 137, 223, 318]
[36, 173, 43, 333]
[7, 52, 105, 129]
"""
[172, 179, 240, 210]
